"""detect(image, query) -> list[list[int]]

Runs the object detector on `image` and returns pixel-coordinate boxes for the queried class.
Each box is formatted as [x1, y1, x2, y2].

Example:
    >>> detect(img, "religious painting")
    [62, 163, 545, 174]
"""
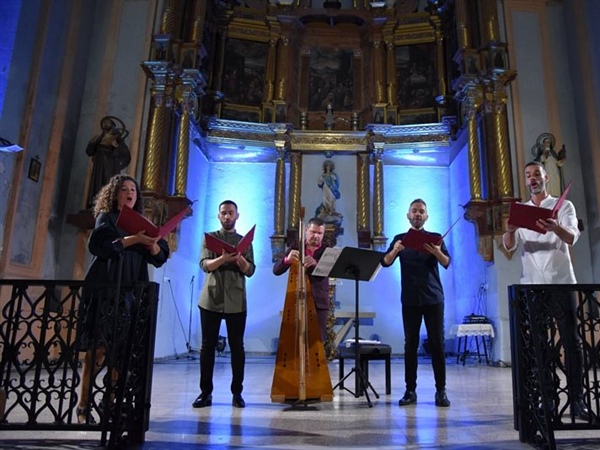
[489, 47, 506, 71]
[180, 44, 197, 69]
[308, 48, 354, 112]
[398, 111, 437, 125]
[395, 43, 437, 110]
[263, 106, 274, 123]
[28, 157, 41, 182]
[222, 38, 267, 107]
[386, 109, 397, 125]
[373, 107, 385, 124]
[465, 53, 480, 75]
[221, 105, 261, 123]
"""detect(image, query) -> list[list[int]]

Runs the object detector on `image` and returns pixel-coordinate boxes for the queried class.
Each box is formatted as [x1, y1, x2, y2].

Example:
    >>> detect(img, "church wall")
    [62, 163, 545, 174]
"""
[545, 2, 594, 284]
[58, 0, 156, 281]
[447, 141, 495, 349]
[194, 160, 278, 354]
[174, 151, 471, 357]
[563, 0, 600, 284]
[374, 162, 452, 353]
[0, 0, 22, 131]
[0, 0, 103, 280]
[0, 0, 42, 269]
[504, 1, 594, 286]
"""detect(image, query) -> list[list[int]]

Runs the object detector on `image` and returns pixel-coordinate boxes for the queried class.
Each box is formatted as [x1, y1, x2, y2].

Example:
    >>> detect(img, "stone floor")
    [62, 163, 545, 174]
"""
[1, 354, 600, 449]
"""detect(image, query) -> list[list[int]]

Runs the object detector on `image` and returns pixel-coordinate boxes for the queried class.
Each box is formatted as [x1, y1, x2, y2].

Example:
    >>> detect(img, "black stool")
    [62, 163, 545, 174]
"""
[338, 344, 392, 395]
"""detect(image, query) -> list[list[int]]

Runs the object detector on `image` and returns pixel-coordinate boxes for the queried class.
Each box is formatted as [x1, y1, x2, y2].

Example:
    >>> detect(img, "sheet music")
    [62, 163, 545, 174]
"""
[312, 247, 343, 277]
[344, 338, 381, 347]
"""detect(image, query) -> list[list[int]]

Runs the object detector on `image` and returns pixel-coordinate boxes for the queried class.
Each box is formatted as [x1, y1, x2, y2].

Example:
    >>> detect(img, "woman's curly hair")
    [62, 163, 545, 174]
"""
[92, 174, 143, 217]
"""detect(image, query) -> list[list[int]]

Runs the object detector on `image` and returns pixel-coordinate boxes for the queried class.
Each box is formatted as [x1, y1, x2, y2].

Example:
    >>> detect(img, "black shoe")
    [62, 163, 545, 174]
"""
[435, 390, 451, 407]
[398, 391, 417, 406]
[573, 399, 591, 421]
[192, 394, 212, 408]
[232, 394, 246, 408]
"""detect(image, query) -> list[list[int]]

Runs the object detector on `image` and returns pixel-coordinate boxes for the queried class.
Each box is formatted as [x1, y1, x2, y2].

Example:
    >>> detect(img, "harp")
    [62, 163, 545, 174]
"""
[270, 209, 333, 407]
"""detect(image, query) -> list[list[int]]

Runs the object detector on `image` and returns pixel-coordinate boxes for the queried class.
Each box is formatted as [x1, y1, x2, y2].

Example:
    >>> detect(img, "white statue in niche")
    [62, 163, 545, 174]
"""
[531, 132, 566, 197]
[315, 159, 343, 227]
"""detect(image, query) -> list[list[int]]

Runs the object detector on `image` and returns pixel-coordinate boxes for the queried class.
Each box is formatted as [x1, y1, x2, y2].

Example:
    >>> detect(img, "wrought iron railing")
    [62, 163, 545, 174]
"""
[509, 284, 600, 450]
[0, 279, 159, 448]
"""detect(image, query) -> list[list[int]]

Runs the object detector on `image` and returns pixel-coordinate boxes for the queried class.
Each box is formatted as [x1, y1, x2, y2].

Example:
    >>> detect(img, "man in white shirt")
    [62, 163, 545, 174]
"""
[503, 161, 589, 421]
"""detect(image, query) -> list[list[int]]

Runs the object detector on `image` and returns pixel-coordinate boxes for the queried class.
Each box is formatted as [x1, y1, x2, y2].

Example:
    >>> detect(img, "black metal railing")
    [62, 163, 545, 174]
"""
[0, 279, 159, 448]
[509, 284, 600, 450]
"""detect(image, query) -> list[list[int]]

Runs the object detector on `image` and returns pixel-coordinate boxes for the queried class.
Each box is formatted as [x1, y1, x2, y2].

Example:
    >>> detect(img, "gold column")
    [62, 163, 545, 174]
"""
[435, 26, 447, 103]
[212, 26, 227, 93]
[142, 84, 166, 193]
[191, 0, 207, 43]
[174, 90, 192, 197]
[385, 40, 396, 105]
[479, 0, 500, 44]
[265, 37, 278, 102]
[272, 141, 287, 260]
[373, 40, 386, 105]
[357, 153, 371, 247]
[491, 86, 513, 199]
[273, 141, 287, 237]
[455, 0, 470, 49]
[274, 37, 289, 101]
[481, 84, 498, 200]
[160, 0, 176, 35]
[287, 151, 302, 230]
[372, 144, 386, 249]
[466, 88, 483, 201]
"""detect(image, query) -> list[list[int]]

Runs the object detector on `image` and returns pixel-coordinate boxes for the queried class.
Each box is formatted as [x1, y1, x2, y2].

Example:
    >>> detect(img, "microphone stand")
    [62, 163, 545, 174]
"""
[186, 275, 197, 356]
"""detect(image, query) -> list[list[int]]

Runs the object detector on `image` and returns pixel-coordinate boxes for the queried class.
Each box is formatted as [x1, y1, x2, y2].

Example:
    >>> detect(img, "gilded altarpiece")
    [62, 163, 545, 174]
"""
[221, 38, 268, 122]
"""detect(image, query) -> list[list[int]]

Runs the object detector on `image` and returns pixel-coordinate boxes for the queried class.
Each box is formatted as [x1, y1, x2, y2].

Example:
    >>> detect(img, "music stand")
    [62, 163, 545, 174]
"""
[322, 247, 384, 408]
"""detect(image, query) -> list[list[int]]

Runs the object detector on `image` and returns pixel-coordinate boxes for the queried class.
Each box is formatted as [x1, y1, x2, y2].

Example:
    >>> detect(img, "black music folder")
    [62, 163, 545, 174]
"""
[313, 247, 385, 282]
[508, 181, 572, 234]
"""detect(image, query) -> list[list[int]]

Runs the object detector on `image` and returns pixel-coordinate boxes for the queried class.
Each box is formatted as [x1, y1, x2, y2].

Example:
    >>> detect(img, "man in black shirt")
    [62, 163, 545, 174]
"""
[382, 198, 451, 407]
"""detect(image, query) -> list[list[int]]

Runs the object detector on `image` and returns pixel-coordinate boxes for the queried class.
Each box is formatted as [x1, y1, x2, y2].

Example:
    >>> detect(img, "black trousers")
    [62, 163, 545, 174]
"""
[546, 290, 584, 401]
[199, 307, 247, 396]
[402, 303, 446, 392]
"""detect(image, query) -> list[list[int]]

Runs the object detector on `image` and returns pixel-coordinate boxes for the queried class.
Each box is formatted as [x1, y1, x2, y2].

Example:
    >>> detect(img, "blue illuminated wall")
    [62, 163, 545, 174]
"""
[199, 160, 278, 353]
[373, 162, 455, 351]
[448, 143, 489, 322]
[149, 141, 212, 358]
[0, 0, 24, 247]
[0, 1, 21, 118]
[154, 140, 491, 358]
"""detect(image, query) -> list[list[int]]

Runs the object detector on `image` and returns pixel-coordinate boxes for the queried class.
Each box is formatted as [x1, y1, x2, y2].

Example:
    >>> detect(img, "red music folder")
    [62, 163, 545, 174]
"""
[204, 225, 256, 254]
[508, 181, 572, 234]
[116, 205, 189, 239]
[401, 216, 461, 252]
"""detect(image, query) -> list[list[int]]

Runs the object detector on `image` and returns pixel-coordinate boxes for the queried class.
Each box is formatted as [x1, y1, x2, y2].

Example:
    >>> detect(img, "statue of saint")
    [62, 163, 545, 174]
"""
[86, 116, 131, 208]
[315, 159, 343, 226]
[531, 132, 566, 197]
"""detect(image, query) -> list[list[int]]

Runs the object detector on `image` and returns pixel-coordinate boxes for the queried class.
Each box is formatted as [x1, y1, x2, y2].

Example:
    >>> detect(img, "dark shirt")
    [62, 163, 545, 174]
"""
[79, 210, 170, 351]
[86, 211, 169, 284]
[382, 230, 451, 307]
[199, 229, 255, 314]
[273, 245, 330, 310]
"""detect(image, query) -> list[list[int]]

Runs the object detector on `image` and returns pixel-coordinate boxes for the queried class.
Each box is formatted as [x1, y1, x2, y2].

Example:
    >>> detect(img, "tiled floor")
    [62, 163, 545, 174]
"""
[1, 354, 599, 449]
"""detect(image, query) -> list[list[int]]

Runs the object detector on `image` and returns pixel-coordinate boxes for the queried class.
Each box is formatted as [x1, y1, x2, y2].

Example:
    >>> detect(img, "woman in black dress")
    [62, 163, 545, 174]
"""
[76, 174, 169, 424]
